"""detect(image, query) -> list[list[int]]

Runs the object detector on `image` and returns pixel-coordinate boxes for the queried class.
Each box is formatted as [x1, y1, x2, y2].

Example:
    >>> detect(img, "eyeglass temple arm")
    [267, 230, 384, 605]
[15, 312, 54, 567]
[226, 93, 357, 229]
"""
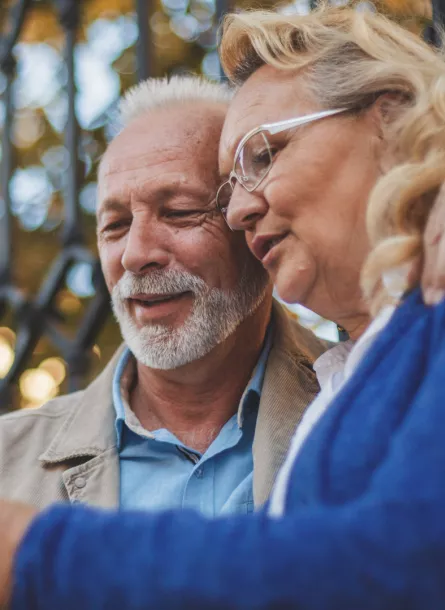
[263, 108, 347, 136]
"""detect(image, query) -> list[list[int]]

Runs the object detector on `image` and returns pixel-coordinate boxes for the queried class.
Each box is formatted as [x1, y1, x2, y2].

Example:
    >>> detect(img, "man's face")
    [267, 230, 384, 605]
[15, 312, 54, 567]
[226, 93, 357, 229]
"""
[97, 102, 269, 369]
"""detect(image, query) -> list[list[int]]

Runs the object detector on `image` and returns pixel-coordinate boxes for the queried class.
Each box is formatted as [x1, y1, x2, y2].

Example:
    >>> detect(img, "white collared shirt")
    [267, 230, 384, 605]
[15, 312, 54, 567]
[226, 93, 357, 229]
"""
[269, 305, 396, 518]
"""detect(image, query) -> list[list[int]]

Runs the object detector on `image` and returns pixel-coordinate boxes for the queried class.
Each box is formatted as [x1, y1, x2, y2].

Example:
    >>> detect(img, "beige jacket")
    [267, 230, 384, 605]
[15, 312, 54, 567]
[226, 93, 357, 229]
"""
[0, 303, 326, 510]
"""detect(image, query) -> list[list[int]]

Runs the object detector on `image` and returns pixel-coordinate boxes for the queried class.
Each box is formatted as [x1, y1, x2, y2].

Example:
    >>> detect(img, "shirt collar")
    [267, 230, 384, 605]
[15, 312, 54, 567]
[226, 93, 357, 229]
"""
[312, 340, 354, 391]
[113, 319, 274, 449]
[313, 304, 396, 392]
[113, 349, 136, 450]
[237, 320, 273, 428]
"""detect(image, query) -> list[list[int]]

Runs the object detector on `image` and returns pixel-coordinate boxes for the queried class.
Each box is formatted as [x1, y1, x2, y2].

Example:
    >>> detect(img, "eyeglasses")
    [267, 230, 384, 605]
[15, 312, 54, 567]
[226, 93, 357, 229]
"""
[216, 107, 348, 227]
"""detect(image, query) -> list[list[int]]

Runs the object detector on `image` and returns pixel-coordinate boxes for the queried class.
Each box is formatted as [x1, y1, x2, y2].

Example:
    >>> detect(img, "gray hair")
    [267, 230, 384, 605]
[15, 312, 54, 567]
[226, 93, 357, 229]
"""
[119, 75, 234, 127]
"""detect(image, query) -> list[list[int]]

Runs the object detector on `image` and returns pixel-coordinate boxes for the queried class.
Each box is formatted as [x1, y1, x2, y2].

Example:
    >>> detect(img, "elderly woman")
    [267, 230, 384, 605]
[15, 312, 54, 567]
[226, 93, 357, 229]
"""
[216, 6, 445, 511]
[2, 7, 445, 610]
[217, 6, 444, 328]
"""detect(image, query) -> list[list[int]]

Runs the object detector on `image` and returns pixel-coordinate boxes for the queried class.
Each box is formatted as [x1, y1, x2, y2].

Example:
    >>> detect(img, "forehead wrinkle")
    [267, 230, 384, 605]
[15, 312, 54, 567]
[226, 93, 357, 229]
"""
[106, 110, 220, 159]
[100, 113, 222, 202]
[102, 155, 192, 180]
[101, 144, 197, 177]
[99, 169, 216, 214]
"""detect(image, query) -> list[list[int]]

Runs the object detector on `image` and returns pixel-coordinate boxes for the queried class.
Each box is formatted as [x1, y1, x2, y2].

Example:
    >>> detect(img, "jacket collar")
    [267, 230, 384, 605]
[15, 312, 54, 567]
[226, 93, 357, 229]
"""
[253, 302, 324, 506]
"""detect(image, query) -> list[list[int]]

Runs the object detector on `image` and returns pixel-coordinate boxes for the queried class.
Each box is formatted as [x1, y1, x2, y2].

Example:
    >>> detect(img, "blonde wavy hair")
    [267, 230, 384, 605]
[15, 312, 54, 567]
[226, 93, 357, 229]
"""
[219, 6, 445, 315]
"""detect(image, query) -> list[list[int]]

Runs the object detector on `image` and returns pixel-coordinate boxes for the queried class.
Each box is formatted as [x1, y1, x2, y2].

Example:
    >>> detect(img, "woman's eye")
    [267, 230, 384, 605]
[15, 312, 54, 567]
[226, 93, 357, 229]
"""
[251, 148, 277, 169]
[252, 150, 270, 165]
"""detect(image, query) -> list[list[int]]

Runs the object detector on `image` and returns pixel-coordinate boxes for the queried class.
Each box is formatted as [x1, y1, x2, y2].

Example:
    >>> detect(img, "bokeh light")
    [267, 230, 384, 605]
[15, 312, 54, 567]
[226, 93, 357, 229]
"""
[0, 337, 14, 378]
[19, 368, 58, 406]
[39, 357, 66, 386]
[57, 290, 82, 316]
[66, 263, 96, 299]
[0, 327, 16, 346]
[10, 166, 53, 230]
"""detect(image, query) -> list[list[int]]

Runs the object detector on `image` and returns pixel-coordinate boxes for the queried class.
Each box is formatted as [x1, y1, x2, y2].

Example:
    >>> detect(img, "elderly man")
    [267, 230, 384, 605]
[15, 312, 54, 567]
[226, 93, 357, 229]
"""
[0, 75, 324, 515]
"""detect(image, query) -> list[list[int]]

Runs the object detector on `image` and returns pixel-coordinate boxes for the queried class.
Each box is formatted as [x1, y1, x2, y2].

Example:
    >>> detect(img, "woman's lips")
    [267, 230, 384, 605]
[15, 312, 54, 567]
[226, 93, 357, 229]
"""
[251, 232, 289, 266]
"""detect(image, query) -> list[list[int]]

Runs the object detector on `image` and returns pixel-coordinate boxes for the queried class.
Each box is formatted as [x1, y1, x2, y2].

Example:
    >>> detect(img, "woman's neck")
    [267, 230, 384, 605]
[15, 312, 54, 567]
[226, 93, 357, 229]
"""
[335, 313, 370, 341]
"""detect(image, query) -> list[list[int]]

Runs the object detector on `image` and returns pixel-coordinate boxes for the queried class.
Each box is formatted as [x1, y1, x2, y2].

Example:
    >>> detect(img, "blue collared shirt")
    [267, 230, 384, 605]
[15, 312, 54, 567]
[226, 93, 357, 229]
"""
[112, 326, 272, 517]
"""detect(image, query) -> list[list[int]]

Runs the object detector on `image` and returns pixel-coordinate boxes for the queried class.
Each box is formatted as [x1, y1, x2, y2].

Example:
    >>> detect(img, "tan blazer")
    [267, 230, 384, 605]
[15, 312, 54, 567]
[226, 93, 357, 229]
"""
[0, 302, 326, 510]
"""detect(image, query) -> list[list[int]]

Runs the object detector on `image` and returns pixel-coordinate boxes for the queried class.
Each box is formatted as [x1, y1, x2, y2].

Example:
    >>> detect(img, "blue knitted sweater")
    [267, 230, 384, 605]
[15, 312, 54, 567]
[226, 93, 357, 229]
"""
[12, 289, 445, 609]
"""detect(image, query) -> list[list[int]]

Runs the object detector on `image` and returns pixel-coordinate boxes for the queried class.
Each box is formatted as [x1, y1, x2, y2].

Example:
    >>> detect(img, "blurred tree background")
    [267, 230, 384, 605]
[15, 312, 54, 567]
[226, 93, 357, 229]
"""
[0, 0, 433, 410]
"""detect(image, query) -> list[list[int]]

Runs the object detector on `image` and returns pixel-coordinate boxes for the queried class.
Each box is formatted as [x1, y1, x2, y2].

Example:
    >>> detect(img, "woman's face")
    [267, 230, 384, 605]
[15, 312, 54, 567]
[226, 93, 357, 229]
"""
[219, 64, 386, 329]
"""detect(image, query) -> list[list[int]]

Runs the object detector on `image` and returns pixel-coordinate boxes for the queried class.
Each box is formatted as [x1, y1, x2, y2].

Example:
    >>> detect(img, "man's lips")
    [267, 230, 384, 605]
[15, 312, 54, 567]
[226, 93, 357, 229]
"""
[127, 292, 190, 307]
[125, 292, 193, 323]
[251, 232, 289, 264]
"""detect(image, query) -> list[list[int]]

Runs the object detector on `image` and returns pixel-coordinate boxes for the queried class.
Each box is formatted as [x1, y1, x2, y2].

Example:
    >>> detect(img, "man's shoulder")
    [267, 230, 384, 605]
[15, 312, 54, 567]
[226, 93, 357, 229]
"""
[0, 392, 82, 451]
[0, 391, 81, 422]
[0, 343, 126, 446]
[0, 393, 83, 505]
[0, 347, 124, 507]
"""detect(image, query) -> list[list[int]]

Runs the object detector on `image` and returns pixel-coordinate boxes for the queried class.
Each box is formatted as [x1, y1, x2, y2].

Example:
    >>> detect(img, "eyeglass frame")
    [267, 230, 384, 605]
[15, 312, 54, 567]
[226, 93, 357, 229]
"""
[216, 107, 349, 227]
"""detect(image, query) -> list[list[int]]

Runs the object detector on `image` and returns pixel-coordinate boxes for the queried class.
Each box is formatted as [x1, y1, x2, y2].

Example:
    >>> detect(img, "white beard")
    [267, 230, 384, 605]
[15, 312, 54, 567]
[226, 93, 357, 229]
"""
[111, 267, 269, 370]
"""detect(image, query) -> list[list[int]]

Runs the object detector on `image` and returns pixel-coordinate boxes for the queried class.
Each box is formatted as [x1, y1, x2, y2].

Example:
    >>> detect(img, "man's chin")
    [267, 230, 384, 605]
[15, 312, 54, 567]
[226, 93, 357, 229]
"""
[119, 320, 173, 343]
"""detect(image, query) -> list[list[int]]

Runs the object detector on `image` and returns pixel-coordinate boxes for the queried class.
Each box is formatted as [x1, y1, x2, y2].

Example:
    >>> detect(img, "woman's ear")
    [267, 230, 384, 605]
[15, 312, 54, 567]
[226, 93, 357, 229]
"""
[374, 92, 405, 126]
[366, 93, 404, 174]
[368, 92, 408, 135]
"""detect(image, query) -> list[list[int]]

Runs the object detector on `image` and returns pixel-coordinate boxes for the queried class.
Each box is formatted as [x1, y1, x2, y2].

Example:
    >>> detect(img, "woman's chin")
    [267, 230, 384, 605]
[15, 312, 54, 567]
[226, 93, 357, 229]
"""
[273, 268, 314, 306]
[274, 282, 308, 306]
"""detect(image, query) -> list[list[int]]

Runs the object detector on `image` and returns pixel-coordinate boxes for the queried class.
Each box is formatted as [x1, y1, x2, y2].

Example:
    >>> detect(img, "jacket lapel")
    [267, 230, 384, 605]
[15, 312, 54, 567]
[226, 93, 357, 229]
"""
[62, 449, 120, 508]
[39, 346, 126, 509]
[253, 304, 325, 506]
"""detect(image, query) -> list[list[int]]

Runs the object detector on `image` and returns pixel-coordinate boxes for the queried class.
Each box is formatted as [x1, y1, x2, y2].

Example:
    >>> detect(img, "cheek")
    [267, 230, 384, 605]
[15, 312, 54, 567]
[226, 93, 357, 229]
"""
[265, 142, 330, 218]
[269, 149, 370, 259]
[99, 242, 125, 292]
[173, 228, 246, 289]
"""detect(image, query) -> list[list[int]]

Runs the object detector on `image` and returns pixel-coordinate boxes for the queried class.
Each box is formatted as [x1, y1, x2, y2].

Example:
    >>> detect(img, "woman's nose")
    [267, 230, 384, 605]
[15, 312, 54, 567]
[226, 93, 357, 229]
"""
[226, 183, 268, 231]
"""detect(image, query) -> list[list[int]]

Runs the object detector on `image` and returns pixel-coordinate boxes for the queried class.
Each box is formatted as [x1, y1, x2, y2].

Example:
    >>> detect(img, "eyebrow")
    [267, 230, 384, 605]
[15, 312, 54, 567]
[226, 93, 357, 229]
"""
[97, 199, 128, 226]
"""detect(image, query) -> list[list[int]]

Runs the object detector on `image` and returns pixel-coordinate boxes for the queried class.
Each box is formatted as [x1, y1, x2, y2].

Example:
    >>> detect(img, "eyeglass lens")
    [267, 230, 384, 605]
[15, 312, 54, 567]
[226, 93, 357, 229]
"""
[235, 132, 272, 190]
[216, 131, 273, 221]
[216, 181, 233, 218]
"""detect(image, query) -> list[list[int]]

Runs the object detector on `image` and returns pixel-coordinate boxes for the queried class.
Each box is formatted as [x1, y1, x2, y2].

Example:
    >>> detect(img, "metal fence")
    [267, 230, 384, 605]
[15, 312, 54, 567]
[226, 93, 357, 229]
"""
[0, 1, 113, 409]
[0, 0, 443, 411]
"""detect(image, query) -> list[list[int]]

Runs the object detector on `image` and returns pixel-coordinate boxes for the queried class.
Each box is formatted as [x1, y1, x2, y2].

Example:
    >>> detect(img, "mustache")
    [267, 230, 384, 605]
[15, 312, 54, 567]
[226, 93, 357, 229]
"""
[112, 270, 208, 300]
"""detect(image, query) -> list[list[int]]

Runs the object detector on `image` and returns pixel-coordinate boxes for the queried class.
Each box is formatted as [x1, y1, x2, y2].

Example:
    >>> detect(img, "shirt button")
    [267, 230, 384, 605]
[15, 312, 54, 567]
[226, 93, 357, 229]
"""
[74, 476, 86, 489]
[195, 468, 203, 478]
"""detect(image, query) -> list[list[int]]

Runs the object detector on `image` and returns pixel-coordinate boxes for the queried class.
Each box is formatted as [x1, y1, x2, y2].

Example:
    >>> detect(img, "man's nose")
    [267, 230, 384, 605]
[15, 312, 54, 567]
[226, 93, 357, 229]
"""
[121, 219, 171, 274]
[226, 183, 268, 231]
